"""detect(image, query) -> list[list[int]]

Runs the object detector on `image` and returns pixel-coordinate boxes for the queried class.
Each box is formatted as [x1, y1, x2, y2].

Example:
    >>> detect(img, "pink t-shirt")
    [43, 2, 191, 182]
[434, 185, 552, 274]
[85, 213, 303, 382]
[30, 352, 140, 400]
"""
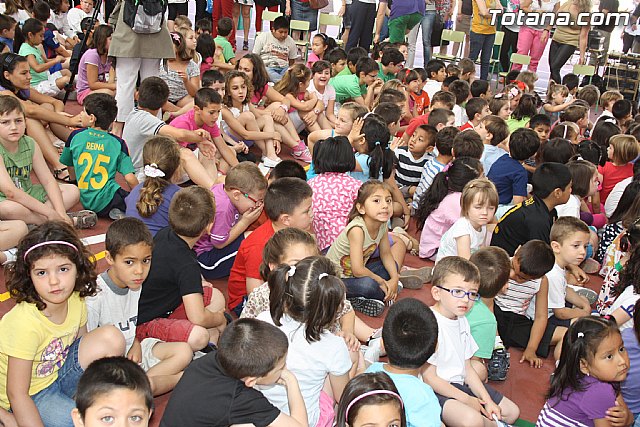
[598, 162, 634, 204]
[306, 52, 321, 69]
[309, 172, 363, 250]
[170, 109, 221, 149]
[251, 83, 270, 106]
[194, 183, 239, 256]
[419, 192, 462, 259]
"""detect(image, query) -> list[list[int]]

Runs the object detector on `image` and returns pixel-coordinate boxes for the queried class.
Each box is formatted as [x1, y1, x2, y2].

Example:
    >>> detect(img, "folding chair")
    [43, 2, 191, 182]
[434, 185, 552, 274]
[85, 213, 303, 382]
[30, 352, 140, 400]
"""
[432, 30, 466, 64]
[487, 31, 504, 78]
[261, 10, 282, 32]
[573, 64, 598, 111]
[496, 53, 531, 89]
[289, 19, 311, 63]
[319, 13, 343, 46]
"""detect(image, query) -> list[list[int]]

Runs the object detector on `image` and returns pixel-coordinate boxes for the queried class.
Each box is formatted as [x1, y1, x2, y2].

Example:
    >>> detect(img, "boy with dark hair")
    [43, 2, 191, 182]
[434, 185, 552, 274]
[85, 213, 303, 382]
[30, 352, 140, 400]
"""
[195, 18, 212, 36]
[460, 97, 490, 131]
[458, 58, 476, 83]
[424, 59, 446, 99]
[477, 115, 510, 174]
[214, 17, 236, 67]
[491, 162, 572, 256]
[412, 126, 458, 210]
[330, 57, 381, 106]
[227, 177, 313, 316]
[136, 186, 228, 352]
[61, 93, 137, 219]
[449, 79, 471, 126]
[442, 75, 459, 91]
[270, 160, 307, 181]
[366, 298, 441, 427]
[195, 162, 267, 279]
[337, 46, 368, 77]
[612, 99, 633, 128]
[424, 257, 520, 426]
[470, 79, 492, 99]
[452, 129, 484, 159]
[0, 14, 16, 52]
[252, 16, 297, 82]
[467, 246, 511, 381]
[326, 47, 348, 76]
[427, 108, 456, 130]
[86, 218, 192, 396]
[73, 357, 154, 427]
[561, 73, 580, 97]
[529, 113, 551, 144]
[401, 91, 456, 145]
[488, 128, 540, 216]
[201, 69, 225, 92]
[373, 102, 403, 130]
[160, 319, 308, 427]
[122, 77, 217, 188]
[394, 124, 437, 198]
[377, 47, 405, 82]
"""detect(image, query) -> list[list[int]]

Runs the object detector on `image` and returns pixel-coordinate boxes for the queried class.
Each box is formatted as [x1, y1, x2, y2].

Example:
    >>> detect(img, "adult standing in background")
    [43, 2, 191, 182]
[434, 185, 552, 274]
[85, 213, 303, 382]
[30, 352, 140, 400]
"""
[213, 0, 236, 50]
[547, 0, 591, 84]
[195, 0, 211, 26]
[452, 0, 472, 57]
[286, 0, 318, 33]
[344, 0, 376, 51]
[499, 0, 520, 73]
[167, 0, 188, 30]
[108, 0, 174, 136]
[406, 0, 439, 67]
[469, 0, 501, 80]
[513, 0, 560, 72]
[384, 0, 425, 44]
[589, 0, 618, 68]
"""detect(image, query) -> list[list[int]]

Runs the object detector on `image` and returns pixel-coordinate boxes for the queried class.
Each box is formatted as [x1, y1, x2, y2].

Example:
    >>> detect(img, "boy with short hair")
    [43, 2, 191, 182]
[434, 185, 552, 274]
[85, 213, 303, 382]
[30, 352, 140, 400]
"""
[470, 79, 492, 99]
[326, 47, 348, 76]
[459, 97, 490, 131]
[560, 104, 590, 137]
[424, 257, 520, 426]
[86, 218, 193, 396]
[122, 77, 216, 188]
[491, 162, 572, 256]
[427, 108, 455, 130]
[136, 186, 228, 352]
[594, 90, 624, 127]
[401, 91, 456, 145]
[61, 93, 137, 219]
[394, 124, 437, 198]
[377, 47, 405, 82]
[576, 84, 600, 108]
[366, 298, 441, 427]
[214, 17, 237, 67]
[253, 16, 298, 82]
[467, 246, 511, 381]
[529, 113, 551, 144]
[561, 73, 579, 97]
[452, 129, 484, 159]
[449, 79, 471, 126]
[72, 357, 154, 427]
[477, 115, 510, 174]
[458, 58, 476, 83]
[160, 319, 308, 427]
[227, 177, 313, 316]
[201, 69, 225, 92]
[612, 99, 633, 129]
[330, 57, 381, 107]
[424, 59, 446, 100]
[337, 46, 368, 77]
[195, 18, 212, 36]
[412, 126, 458, 210]
[196, 162, 268, 279]
[0, 14, 16, 52]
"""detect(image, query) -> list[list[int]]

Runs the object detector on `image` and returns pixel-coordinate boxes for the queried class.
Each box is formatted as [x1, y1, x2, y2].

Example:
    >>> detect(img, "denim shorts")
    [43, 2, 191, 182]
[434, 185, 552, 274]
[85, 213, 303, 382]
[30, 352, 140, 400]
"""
[31, 337, 83, 427]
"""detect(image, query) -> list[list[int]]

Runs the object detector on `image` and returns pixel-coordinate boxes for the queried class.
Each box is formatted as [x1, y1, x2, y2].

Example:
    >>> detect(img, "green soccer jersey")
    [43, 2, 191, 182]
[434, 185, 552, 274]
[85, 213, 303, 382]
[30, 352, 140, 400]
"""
[60, 128, 134, 212]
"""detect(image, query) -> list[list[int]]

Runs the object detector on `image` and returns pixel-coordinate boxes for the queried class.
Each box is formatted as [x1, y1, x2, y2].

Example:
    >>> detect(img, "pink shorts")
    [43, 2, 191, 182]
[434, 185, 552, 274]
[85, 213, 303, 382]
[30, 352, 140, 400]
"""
[316, 391, 335, 427]
[76, 88, 91, 105]
[136, 287, 213, 343]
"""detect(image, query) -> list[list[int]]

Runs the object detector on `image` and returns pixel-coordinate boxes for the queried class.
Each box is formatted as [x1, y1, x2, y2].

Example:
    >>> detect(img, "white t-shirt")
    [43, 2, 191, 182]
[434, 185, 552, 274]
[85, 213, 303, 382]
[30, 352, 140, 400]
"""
[428, 309, 478, 385]
[541, 263, 567, 318]
[67, 7, 104, 35]
[86, 272, 140, 352]
[605, 177, 632, 219]
[256, 312, 351, 427]
[436, 217, 486, 262]
[555, 194, 581, 218]
[308, 80, 336, 110]
[606, 286, 639, 332]
[424, 80, 442, 101]
[452, 104, 468, 127]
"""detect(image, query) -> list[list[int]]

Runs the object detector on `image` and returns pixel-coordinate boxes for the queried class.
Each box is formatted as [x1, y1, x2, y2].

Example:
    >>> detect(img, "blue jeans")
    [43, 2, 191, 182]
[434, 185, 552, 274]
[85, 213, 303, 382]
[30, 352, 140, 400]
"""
[342, 259, 390, 301]
[267, 66, 287, 83]
[469, 31, 496, 80]
[31, 337, 83, 427]
[420, 11, 437, 65]
[379, 15, 389, 42]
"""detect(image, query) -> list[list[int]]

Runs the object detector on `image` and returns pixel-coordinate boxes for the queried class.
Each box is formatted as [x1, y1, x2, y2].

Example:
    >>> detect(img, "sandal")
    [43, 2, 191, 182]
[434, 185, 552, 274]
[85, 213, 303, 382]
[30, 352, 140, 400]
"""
[67, 210, 97, 229]
[53, 167, 77, 185]
[392, 227, 419, 256]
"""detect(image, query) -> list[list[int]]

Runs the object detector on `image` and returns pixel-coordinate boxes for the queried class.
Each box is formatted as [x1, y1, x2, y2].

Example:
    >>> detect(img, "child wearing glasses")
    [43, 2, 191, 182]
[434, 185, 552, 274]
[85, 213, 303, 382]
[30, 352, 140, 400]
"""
[195, 162, 267, 279]
[423, 256, 521, 427]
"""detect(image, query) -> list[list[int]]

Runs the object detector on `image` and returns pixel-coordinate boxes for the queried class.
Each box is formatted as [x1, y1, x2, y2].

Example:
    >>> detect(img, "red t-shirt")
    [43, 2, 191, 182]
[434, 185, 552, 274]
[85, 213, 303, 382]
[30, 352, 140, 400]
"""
[459, 121, 474, 131]
[598, 162, 634, 203]
[410, 90, 430, 116]
[405, 112, 431, 137]
[226, 220, 276, 311]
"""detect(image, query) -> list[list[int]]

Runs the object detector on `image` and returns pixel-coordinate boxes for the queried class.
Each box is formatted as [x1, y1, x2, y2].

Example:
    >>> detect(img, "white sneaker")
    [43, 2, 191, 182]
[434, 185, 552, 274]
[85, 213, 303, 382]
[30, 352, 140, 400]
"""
[262, 156, 282, 168]
[363, 337, 383, 364]
[1, 248, 16, 265]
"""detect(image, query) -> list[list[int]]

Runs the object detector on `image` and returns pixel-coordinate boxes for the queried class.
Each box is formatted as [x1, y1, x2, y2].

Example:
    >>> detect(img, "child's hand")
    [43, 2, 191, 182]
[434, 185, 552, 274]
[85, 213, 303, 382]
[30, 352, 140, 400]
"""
[520, 348, 543, 368]
[127, 343, 142, 364]
[390, 136, 403, 150]
[606, 398, 630, 427]
[277, 367, 296, 388]
[176, 70, 188, 81]
[484, 400, 502, 421]
[465, 395, 488, 417]
[382, 277, 399, 301]
[241, 205, 263, 224]
[198, 139, 217, 159]
[195, 128, 212, 142]
[302, 110, 318, 127]
[348, 117, 365, 146]
[234, 141, 249, 154]
[271, 106, 289, 125]
[336, 331, 360, 351]
[273, 132, 282, 154]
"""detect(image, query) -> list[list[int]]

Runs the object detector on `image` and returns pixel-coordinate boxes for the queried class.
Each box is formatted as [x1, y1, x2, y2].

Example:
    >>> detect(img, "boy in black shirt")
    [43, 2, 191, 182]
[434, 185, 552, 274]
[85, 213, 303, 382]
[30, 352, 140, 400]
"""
[160, 319, 308, 427]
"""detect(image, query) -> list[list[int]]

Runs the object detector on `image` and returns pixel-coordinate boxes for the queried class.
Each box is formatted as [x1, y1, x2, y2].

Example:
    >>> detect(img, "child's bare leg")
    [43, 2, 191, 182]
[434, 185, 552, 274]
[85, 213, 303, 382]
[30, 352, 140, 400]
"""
[176, 95, 194, 108]
[277, 116, 303, 147]
[274, 122, 298, 148]
[78, 325, 126, 368]
[307, 121, 322, 132]
[498, 396, 520, 424]
[470, 357, 488, 382]
[186, 325, 210, 351]
[55, 183, 81, 210]
[49, 121, 73, 142]
[354, 317, 376, 342]
[180, 148, 215, 188]
[241, 112, 279, 161]
[552, 326, 568, 361]
[204, 285, 227, 343]
[317, 113, 332, 130]
[0, 200, 48, 224]
[25, 117, 67, 171]
[55, 74, 70, 90]
[146, 341, 193, 395]
[0, 219, 28, 250]
[441, 399, 487, 427]
[389, 234, 407, 268]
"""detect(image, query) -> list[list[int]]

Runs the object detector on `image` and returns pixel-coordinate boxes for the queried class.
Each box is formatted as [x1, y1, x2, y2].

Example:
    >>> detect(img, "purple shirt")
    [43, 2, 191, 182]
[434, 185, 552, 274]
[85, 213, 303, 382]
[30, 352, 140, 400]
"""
[536, 376, 616, 427]
[419, 192, 462, 259]
[622, 327, 640, 414]
[125, 183, 181, 236]
[194, 184, 239, 255]
[170, 109, 221, 150]
[77, 48, 112, 93]
[379, 0, 425, 20]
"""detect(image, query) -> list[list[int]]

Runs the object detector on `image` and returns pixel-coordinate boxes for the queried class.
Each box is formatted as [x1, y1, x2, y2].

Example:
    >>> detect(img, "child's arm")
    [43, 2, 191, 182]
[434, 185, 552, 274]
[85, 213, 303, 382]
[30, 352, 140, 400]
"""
[25, 53, 64, 73]
[123, 172, 139, 190]
[364, 79, 383, 109]
[270, 368, 309, 427]
[347, 227, 388, 286]
[308, 129, 331, 155]
[212, 135, 240, 167]
[286, 92, 317, 113]
[385, 173, 411, 227]
[455, 234, 473, 259]
[54, 44, 70, 58]
[86, 63, 116, 91]
[32, 144, 69, 222]
[543, 99, 574, 113]
[423, 364, 487, 413]
[214, 207, 263, 249]
[182, 293, 226, 329]
[377, 228, 400, 301]
[552, 286, 591, 320]
[465, 359, 502, 419]
[127, 337, 143, 364]
[159, 125, 212, 145]
[521, 276, 549, 368]
[325, 99, 337, 125]
[179, 68, 200, 97]
[221, 108, 280, 142]
[604, 394, 634, 427]
[6, 356, 45, 427]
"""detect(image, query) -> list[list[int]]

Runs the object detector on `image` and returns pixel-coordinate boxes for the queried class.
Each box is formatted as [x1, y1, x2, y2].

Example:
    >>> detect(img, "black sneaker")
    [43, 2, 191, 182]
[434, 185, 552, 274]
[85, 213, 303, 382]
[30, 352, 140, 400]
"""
[348, 297, 385, 317]
[487, 348, 510, 381]
[243, 40, 249, 50]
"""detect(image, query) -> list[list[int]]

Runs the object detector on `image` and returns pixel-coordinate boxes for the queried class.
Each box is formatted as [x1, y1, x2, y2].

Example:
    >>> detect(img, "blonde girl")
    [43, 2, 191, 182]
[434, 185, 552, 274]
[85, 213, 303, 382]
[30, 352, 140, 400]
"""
[516, 71, 538, 94]
[435, 178, 498, 261]
[125, 136, 182, 236]
[274, 64, 323, 137]
[177, 26, 200, 65]
[159, 32, 200, 108]
[0, 221, 125, 426]
[543, 82, 573, 122]
[489, 97, 511, 121]
[221, 70, 282, 167]
[0, 96, 95, 228]
[601, 135, 640, 203]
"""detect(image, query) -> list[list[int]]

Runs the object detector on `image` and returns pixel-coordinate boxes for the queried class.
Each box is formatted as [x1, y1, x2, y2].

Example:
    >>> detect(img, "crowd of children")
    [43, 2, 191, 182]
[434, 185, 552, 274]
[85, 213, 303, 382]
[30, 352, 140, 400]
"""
[1, 3, 640, 426]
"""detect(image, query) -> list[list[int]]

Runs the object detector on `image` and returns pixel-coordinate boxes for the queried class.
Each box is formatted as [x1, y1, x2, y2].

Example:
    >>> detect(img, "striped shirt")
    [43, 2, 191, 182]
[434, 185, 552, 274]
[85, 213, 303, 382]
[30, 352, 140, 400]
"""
[412, 158, 448, 210]
[394, 148, 432, 189]
[494, 276, 542, 318]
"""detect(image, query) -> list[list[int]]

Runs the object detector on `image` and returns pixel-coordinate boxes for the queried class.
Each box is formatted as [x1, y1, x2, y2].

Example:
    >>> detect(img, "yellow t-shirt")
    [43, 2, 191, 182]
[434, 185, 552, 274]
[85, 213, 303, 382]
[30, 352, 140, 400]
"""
[471, 0, 498, 34]
[0, 292, 86, 409]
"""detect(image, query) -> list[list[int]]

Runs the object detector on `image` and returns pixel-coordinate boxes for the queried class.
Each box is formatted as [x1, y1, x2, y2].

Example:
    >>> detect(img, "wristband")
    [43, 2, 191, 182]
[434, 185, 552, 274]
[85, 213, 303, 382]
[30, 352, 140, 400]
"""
[314, 108, 321, 115]
[279, 104, 289, 112]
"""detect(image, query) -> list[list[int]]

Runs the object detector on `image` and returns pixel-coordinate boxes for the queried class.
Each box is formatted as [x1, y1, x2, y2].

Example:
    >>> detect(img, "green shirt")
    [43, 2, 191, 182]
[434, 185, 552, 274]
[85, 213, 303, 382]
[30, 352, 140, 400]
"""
[60, 127, 135, 212]
[465, 299, 497, 359]
[506, 116, 530, 133]
[0, 136, 46, 203]
[18, 43, 48, 85]
[329, 74, 366, 104]
[377, 62, 395, 82]
[214, 36, 235, 62]
[336, 66, 352, 77]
